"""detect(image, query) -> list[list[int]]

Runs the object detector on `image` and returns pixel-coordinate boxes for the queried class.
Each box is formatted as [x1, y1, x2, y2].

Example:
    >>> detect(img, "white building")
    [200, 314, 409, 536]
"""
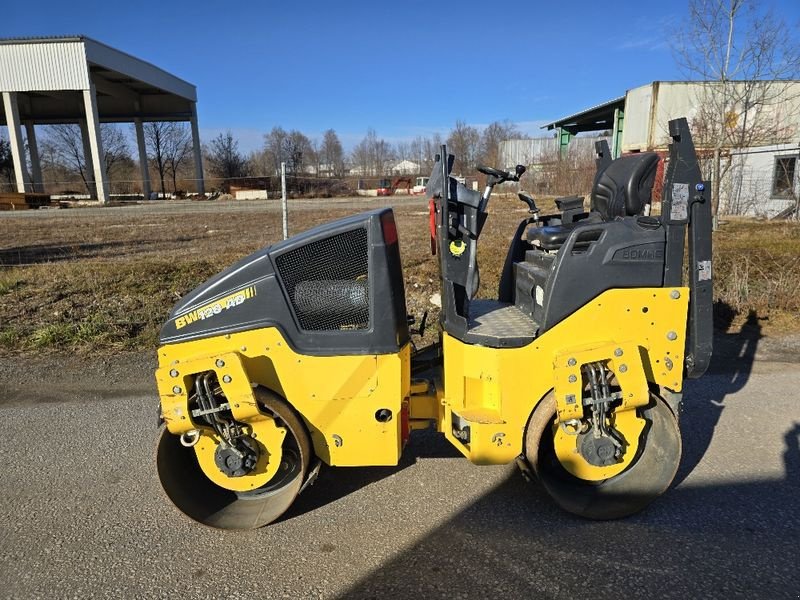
[389, 159, 420, 175]
[543, 81, 800, 218]
[0, 35, 204, 202]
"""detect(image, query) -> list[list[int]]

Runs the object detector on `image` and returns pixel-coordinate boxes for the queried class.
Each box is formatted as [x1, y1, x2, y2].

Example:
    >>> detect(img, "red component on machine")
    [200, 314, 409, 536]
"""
[428, 199, 437, 255]
[380, 210, 398, 245]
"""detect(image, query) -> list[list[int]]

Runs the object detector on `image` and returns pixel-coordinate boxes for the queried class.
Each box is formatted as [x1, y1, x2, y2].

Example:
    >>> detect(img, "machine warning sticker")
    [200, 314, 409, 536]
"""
[174, 286, 256, 329]
[697, 260, 712, 282]
[671, 183, 689, 221]
[449, 239, 466, 257]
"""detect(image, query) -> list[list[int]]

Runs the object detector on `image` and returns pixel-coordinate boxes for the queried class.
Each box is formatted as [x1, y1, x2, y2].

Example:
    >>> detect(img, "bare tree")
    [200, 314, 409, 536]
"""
[0, 137, 13, 186]
[422, 133, 444, 174]
[350, 128, 393, 176]
[205, 131, 249, 182]
[247, 149, 268, 177]
[143, 122, 193, 196]
[41, 124, 131, 195]
[286, 130, 313, 176]
[672, 0, 800, 223]
[480, 120, 523, 168]
[263, 127, 289, 176]
[351, 136, 371, 176]
[309, 137, 321, 176]
[164, 125, 192, 193]
[102, 125, 132, 177]
[446, 120, 481, 174]
[143, 122, 169, 195]
[394, 141, 410, 162]
[320, 129, 344, 176]
[409, 136, 426, 172]
[373, 134, 393, 175]
[409, 134, 442, 174]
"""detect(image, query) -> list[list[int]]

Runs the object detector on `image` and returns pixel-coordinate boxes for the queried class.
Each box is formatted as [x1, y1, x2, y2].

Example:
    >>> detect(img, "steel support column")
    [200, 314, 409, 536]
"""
[2, 92, 32, 193]
[611, 107, 625, 159]
[25, 121, 44, 192]
[189, 102, 205, 195]
[558, 127, 573, 160]
[79, 119, 96, 195]
[134, 118, 152, 199]
[82, 84, 109, 203]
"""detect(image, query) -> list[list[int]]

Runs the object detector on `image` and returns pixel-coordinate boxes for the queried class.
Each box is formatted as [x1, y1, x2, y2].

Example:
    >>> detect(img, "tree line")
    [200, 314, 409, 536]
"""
[204, 119, 527, 183]
[0, 118, 528, 195]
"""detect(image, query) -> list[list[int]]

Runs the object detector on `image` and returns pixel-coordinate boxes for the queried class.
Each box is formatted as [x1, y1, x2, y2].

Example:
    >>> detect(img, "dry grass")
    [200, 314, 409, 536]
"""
[0, 196, 797, 354]
[712, 218, 800, 331]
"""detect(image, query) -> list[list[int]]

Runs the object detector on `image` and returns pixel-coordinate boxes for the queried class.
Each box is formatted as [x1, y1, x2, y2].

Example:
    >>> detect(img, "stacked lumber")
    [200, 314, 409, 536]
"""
[0, 192, 52, 211]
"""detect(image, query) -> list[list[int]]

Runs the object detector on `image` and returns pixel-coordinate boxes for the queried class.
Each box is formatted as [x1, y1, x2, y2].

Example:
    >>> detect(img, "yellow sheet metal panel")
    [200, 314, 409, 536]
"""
[441, 287, 689, 465]
[157, 328, 410, 467]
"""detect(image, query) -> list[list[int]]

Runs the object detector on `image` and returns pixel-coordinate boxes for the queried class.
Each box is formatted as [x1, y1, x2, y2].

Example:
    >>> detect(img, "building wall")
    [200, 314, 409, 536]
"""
[499, 136, 609, 167]
[722, 143, 799, 217]
[0, 41, 89, 91]
[621, 81, 800, 152]
[621, 84, 655, 152]
[620, 81, 800, 217]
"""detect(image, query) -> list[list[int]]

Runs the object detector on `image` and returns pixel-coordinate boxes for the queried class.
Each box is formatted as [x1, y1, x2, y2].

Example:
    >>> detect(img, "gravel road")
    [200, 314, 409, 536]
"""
[1, 355, 798, 599]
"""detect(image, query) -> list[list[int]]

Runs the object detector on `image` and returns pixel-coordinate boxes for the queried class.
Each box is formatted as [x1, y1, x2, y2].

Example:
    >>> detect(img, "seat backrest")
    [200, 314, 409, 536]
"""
[591, 152, 659, 220]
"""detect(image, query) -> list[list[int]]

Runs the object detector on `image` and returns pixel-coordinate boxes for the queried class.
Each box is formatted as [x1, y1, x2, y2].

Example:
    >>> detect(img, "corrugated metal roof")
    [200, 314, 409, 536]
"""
[84, 38, 195, 100]
[542, 96, 625, 130]
[0, 35, 196, 100]
[0, 35, 87, 44]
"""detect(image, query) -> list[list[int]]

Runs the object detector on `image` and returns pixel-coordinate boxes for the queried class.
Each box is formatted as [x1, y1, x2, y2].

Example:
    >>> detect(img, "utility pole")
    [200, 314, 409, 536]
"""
[281, 161, 288, 240]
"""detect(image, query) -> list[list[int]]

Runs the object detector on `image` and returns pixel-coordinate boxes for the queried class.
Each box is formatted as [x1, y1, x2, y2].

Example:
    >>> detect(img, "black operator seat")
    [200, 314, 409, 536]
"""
[527, 152, 660, 251]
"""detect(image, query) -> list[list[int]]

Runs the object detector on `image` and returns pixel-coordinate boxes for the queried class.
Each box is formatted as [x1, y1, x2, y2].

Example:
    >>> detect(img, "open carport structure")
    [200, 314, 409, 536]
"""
[0, 35, 204, 202]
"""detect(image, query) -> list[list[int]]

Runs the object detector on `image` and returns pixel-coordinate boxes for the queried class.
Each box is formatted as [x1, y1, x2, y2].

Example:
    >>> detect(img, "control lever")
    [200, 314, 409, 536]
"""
[518, 191, 539, 219]
[408, 311, 429, 338]
[477, 164, 527, 183]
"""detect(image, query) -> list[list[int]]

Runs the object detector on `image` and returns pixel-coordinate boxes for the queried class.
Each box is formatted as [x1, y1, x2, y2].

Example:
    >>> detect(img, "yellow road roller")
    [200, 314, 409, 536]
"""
[155, 117, 712, 528]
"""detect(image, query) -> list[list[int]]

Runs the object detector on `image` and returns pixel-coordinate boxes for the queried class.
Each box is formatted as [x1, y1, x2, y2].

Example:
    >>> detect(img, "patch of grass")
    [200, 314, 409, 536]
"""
[30, 323, 76, 348]
[0, 328, 20, 347]
[0, 273, 24, 296]
[0, 200, 798, 355]
[713, 219, 800, 331]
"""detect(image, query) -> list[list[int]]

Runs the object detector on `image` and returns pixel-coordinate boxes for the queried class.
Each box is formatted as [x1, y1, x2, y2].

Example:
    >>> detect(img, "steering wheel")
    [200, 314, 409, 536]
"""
[477, 164, 510, 179]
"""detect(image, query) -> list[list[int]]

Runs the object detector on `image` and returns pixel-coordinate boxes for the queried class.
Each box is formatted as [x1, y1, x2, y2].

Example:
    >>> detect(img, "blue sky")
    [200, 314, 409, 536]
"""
[3, 0, 799, 152]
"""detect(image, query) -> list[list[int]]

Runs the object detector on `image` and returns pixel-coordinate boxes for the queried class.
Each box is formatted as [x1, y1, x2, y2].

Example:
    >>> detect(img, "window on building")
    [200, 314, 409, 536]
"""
[772, 156, 797, 198]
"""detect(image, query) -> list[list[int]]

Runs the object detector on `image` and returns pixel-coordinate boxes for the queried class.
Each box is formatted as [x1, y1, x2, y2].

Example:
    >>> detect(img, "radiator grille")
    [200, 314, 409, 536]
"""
[275, 228, 370, 331]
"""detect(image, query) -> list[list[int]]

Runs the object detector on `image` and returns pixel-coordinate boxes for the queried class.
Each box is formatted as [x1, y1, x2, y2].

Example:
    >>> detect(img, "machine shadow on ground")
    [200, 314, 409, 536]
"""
[675, 306, 762, 485]
[333, 312, 800, 598]
[336, 448, 799, 598]
[284, 426, 463, 521]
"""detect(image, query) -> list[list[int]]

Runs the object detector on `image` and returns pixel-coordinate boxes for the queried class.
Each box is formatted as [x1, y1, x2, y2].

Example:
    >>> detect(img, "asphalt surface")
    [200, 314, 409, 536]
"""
[1, 358, 799, 599]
